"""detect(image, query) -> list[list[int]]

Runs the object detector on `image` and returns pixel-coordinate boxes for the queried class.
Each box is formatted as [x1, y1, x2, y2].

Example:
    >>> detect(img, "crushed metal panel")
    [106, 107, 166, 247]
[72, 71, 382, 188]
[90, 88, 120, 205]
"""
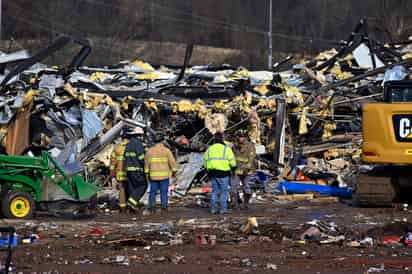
[174, 153, 204, 195]
[81, 109, 104, 147]
[353, 43, 384, 69]
[0, 50, 30, 64]
[39, 74, 65, 97]
[273, 98, 286, 171]
[80, 121, 126, 162]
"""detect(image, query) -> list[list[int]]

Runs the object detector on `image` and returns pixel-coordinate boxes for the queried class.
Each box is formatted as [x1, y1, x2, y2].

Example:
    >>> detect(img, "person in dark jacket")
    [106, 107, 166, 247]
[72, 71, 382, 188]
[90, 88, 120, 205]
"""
[124, 127, 147, 211]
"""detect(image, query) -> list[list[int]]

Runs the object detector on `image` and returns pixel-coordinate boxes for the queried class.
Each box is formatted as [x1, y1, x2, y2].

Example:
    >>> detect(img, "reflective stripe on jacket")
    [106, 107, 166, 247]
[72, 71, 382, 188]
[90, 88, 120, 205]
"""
[124, 137, 145, 173]
[204, 143, 236, 172]
[144, 143, 177, 180]
[109, 139, 128, 181]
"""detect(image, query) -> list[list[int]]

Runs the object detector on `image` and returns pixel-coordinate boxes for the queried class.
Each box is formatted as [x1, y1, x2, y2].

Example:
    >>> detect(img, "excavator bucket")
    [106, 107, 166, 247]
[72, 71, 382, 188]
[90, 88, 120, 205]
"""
[73, 175, 100, 201]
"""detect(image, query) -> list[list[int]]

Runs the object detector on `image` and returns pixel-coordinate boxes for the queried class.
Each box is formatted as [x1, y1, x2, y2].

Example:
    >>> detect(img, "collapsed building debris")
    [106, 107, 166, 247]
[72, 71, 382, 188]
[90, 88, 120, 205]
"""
[1, 19, 412, 206]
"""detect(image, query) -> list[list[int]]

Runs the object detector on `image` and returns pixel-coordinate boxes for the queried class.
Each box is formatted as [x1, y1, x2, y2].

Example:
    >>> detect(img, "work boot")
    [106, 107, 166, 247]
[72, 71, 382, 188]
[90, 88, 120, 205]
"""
[231, 193, 239, 209]
[127, 201, 139, 212]
[142, 208, 155, 216]
[243, 194, 251, 210]
[220, 209, 232, 215]
[119, 207, 127, 214]
[127, 206, 138, 214]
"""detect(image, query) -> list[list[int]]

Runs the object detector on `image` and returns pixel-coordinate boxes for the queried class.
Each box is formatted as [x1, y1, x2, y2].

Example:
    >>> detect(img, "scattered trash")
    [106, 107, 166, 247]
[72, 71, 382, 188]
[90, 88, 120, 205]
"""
[170, 254, 185, 264]
[240, 258, 256, 267]
[153, 256, 167, 263]
[300, 226, 321, 241]
[403, 232, 412, 246]
[22, 234, 40, 244]
[382, 236, 401, 245]
[102, 255, 129, 266]
[319, 235, 345, 244]
[75, 258, 93, 264]
[195, 234, 216, 247]
[240, 217, 259, 235]
[151, 240, 169, 246]
[266, 263, 278, 271]
[89, 227, 103, 236]
[170, 238, 184, 246]
[367, 264, 385, 273]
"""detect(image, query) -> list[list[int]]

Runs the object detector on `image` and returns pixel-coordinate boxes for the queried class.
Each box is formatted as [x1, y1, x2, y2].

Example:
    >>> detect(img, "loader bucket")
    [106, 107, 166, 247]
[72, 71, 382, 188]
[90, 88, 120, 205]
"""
[73, 175, 100, 201]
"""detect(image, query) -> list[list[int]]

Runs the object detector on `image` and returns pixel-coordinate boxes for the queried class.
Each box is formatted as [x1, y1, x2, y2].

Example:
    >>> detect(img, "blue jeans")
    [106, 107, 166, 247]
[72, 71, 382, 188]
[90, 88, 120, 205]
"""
[210, 176, 229, 213]
[149, 179, 169, 209]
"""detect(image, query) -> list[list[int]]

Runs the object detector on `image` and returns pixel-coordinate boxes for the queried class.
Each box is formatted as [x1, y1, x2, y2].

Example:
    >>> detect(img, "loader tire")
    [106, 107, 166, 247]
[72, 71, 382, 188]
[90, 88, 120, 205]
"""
[2, 191, 35, 219]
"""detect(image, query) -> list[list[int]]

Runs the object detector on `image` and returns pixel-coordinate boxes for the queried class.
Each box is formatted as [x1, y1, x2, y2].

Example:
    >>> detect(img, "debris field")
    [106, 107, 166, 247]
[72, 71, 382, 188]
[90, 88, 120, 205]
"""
[1, 19, 412, 273]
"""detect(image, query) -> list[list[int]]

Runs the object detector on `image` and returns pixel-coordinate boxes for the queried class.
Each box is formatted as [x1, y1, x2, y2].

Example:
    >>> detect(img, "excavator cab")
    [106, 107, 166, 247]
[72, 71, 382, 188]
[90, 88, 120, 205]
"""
[358, 80, 412, 205]
[384, 80, 412, 103]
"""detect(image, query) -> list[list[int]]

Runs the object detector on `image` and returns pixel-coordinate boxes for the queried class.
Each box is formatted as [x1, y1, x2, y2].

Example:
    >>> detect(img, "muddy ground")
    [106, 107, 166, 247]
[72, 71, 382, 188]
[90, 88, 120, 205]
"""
[2, 199, 412, 274]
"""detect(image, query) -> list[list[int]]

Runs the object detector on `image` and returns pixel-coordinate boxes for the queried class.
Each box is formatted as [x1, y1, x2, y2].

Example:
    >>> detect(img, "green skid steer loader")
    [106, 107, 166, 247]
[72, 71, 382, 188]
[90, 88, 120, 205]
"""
[0, 152, 99, 219]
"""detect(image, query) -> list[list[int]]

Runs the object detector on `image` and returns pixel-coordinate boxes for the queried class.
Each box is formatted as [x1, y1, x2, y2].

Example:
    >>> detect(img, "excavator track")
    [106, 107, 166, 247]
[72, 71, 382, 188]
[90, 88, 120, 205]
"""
[355, 174, 397, 206]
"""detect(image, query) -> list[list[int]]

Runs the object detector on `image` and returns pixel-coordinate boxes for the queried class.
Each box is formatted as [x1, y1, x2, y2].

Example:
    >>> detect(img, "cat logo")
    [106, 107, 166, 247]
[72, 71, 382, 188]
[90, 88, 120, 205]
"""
[393, 115, 412, 142]
[399, 118, 412, 139]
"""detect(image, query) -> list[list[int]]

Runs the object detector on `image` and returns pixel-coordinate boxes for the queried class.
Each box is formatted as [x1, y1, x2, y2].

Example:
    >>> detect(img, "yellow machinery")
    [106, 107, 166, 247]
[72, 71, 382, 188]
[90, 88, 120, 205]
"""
[358, 80, 412, 205]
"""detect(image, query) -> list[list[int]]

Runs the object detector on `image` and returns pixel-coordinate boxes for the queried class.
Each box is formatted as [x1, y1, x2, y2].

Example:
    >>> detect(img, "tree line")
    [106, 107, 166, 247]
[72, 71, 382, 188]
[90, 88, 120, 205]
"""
[4, 0, 412, 68]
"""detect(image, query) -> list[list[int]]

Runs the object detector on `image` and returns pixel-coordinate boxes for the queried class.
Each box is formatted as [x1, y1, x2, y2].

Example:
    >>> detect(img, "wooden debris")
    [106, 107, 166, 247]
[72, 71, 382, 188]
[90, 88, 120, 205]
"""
[276, 194, 315, 201]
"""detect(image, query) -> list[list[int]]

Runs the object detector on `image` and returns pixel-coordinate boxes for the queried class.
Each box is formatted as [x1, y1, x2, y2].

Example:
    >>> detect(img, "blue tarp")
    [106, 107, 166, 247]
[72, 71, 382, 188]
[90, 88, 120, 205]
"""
[277, 181, 352, 199]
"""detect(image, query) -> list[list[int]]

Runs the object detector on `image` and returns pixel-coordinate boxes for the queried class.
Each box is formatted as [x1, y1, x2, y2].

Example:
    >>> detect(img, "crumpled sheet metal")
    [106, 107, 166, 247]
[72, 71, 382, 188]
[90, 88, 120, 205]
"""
[0, 50, 30, 65]
[174, 153, 204, 195]
[0, 93, 26, 125]
[383, 65, 407, 83]
[81, 109, 104, 147]
[39, 74, 64, 97]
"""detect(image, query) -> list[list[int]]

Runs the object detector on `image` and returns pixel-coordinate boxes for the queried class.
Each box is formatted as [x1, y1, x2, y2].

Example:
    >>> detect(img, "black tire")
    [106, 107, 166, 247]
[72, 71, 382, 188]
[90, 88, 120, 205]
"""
[2, 190, 35, 219]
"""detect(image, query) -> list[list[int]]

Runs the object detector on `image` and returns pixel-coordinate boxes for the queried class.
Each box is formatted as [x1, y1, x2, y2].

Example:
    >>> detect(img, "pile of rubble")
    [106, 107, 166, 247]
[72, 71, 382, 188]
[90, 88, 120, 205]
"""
[2, 20, 412, 202]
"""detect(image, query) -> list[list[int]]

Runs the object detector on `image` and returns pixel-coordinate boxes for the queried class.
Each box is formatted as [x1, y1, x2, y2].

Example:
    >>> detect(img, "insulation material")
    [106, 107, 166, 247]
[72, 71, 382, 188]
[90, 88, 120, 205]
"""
[298, 108, 309, 135]
[248, 110, 261, 144]
[204, 113, 227, 134]
[94, 143, 114, 167]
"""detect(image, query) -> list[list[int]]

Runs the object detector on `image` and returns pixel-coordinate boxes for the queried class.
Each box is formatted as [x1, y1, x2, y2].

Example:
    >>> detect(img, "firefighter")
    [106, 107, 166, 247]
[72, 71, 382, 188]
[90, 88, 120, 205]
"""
[110, 135, 128, 212]
[231, 130, 256, 209]
[144, 136, 177, 214]
[124, 127, 147, 211]
[204, 132, 237, 214]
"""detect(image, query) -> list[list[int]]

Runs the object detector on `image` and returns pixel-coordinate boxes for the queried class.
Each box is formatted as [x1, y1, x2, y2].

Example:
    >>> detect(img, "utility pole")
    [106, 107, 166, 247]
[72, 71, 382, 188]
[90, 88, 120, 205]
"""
[0, 0, 2, 40]
[267, 0, 273, 69]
